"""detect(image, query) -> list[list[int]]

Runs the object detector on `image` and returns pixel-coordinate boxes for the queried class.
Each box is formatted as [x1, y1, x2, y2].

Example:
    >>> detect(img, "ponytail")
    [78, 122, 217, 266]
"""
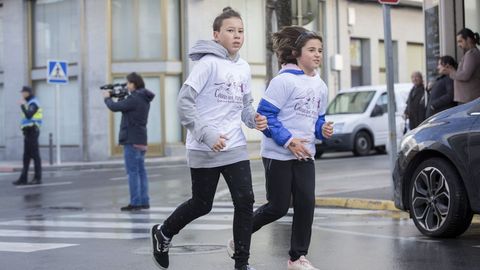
[475, 32, 480, 46]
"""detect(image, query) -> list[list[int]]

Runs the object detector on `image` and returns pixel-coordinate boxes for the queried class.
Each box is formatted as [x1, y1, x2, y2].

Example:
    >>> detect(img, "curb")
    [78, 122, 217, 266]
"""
[315, 197, 399, 211]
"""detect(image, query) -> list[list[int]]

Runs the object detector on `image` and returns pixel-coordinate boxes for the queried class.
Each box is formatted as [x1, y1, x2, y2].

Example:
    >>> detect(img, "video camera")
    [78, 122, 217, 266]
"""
[100, 83, 129, 99]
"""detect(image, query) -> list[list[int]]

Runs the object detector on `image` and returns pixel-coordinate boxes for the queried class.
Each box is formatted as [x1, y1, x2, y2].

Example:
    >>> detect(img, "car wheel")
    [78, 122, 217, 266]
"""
[353, 131, 371, 156]
[409, 158, 473, 238]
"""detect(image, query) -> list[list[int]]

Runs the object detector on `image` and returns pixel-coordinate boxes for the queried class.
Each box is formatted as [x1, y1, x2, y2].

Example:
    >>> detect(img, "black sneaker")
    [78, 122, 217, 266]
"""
[12, 179, 28, 186]
[140, 205, 150, 210]
[29, 178, 42, 185]
[120, 204, 141, 211]
[151, 224, 171, 269]
[235, 265, 256, 270]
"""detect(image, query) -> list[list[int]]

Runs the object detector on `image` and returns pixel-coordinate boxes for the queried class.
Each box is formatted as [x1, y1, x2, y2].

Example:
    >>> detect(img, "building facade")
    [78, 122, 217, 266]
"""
[0, 0, 424, 162]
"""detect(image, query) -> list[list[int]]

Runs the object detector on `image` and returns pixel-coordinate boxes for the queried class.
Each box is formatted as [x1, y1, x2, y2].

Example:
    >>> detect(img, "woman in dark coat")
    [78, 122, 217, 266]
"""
[405, 71, 427, 130]
[426, 56, 457, 118]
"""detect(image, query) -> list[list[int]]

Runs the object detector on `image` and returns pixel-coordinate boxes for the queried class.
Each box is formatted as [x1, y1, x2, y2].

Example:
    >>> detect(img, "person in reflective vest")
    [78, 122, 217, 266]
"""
[13, 86, 43, 185]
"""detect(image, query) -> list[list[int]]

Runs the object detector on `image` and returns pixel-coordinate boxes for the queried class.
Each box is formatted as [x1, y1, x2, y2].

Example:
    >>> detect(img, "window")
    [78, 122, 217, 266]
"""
[465, 0, 480, 35]
[351, 39, 363, 87]
[32, 0, 79, 67]
[112, 0, 163, 61]
[0, 4, 4, 71]
[33, 79, 81, 145]
[406, 43, 425, 81]
[164, 76, 181, 143]
[350, 39, 370, 87]
[379, 40, 398, 84]
[376, 93, 388, 113]
[327, 91, 376, 115]
[0, 84, 4, 146]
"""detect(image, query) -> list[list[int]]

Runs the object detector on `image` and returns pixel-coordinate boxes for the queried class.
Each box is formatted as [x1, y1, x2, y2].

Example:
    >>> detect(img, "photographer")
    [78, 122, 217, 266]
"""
[103, 72, 155, 211]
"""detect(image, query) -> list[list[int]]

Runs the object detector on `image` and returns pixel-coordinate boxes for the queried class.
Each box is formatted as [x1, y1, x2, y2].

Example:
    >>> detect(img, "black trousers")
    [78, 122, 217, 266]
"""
[162, 160, 254, 268]
[253, 158, 316, 261]
[19, 126, 42, 181]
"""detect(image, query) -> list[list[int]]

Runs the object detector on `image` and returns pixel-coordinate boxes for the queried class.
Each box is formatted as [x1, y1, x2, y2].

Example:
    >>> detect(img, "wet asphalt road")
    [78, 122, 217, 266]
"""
[0, 154, 479, 270]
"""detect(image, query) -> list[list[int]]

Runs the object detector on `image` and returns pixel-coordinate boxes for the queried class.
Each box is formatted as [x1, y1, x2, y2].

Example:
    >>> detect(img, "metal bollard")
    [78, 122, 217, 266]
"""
[49, 133, 53, 165]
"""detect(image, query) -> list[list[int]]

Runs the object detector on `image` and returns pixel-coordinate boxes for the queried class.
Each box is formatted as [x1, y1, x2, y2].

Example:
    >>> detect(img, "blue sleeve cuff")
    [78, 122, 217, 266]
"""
[315, 114, 326, 140]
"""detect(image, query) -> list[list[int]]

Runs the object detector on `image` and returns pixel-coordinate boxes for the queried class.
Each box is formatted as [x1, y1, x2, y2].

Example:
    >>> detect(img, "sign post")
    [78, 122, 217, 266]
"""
[47, 60, 68, 165]
[379, 0, 399, 174]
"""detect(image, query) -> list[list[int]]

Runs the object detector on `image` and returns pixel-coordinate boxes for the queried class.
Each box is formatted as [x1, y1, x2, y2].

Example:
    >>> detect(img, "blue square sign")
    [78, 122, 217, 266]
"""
[47, 60, 68, 84]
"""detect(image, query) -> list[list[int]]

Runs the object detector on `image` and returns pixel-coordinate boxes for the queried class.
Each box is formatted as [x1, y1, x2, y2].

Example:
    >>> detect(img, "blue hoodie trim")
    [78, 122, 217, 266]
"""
[257, 98, 292, 147]
[315, 114, 326, 140]
[279, 69, 305, 75]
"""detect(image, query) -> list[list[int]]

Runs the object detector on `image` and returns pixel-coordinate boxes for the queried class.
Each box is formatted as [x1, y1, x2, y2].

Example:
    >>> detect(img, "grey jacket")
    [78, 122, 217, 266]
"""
[451, 47, 480, 103]
[177, 40, 257, 168]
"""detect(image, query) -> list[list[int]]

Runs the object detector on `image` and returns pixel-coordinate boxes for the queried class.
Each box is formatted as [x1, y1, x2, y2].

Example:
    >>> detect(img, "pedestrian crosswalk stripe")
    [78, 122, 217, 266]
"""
[0, 229, 145, 240]
[0, 220, 232, 231]
[0, 242, 78, 253]
[15, 182, 72, 188]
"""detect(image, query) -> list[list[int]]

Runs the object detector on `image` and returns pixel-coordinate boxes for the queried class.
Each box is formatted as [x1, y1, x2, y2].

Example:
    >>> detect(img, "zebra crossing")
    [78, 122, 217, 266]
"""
[0, 202, 375, 253]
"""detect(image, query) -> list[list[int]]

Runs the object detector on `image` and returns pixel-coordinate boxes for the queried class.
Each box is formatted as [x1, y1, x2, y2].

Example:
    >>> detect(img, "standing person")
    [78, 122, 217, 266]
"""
[404, 71, 427, 130]
[445, 28, 480, 104]
[426, 56, 457, 118]
[13, 86, 43, 186]
[103, 72, 155, 211]
[150, 7, 267, 270]
[234, 26, 333, 270]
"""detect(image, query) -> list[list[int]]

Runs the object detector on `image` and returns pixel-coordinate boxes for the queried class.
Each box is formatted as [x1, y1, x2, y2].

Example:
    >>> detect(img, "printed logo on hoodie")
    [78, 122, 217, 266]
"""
[293, 88, 321, 119]
[213, 73, 246, 106]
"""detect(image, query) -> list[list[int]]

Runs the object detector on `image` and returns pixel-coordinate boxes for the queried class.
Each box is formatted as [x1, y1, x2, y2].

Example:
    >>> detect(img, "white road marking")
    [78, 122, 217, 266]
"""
[313, 225, 440, 243]
[15, 182, 72, 188]
[109, 174, 163, 181]
[0, 242, 78, 253]
[0, 220, 232, 231]
[0, 229, 145, 240]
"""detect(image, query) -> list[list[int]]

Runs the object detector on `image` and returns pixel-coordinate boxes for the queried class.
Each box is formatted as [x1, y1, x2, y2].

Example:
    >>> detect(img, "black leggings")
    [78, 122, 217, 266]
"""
[253, 158, 316, 261]
[162, 160, 254, 268]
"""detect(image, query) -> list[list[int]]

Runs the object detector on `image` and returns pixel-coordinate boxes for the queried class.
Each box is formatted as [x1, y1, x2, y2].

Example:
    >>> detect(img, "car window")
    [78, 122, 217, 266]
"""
[376, 92, 398, 113]
[376, 93, 388, 112]
[327, 91, 376, 115]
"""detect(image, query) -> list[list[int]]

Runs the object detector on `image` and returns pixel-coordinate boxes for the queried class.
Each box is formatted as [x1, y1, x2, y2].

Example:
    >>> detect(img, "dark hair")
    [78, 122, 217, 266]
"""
[272, 26, 323, 65]
[457, 28, 480, 45]
[126, 72, 145, 89]
[213, 7, 242, 32]
[439, 55, 458, 69]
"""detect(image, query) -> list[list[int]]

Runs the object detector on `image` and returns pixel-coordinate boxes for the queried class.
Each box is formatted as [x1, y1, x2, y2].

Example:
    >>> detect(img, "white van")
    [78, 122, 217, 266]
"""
[316, 83, 412, 157]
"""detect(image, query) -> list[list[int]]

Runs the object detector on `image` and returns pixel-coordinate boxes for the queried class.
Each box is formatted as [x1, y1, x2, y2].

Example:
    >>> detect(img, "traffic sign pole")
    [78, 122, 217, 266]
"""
[55, 84, 61, 165]
[382, 4, 397, 176]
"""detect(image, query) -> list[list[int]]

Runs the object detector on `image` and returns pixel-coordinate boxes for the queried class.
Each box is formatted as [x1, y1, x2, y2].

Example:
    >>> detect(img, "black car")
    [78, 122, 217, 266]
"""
[393, 99, 480, 238]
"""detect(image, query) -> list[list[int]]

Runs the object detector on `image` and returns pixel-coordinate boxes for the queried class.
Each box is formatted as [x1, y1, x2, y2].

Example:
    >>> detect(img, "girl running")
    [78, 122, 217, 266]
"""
[235, 26, 333, 270]
[150, 7, 266, 270]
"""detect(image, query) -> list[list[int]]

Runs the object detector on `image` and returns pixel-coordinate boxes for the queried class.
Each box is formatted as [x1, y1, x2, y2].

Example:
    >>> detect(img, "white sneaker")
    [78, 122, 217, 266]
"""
[287, 256, 319, 270]
[226, 238, 235, 258]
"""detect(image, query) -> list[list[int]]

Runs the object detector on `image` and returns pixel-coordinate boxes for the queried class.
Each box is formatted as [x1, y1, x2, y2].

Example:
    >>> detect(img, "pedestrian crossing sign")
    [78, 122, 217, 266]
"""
[47, 60, 68, 84]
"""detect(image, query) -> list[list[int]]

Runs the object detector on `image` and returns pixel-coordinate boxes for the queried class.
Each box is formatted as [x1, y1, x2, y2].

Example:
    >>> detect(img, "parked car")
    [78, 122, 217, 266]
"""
[316, 83, 411, 157]
[393, 99, 480, 238]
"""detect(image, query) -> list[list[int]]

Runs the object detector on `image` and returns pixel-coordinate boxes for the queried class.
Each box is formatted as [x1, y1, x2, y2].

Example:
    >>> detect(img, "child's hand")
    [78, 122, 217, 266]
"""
[287, 138, 312, 160]
[322, 121, 334, 139]
[255, 113, 267, 131]
[212, 135, 228, 152]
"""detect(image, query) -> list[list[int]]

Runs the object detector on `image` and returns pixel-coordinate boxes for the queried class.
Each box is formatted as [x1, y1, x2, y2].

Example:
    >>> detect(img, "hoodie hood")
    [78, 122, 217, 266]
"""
[189, 40, 240, 62]
[134, 88, 155, 103]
